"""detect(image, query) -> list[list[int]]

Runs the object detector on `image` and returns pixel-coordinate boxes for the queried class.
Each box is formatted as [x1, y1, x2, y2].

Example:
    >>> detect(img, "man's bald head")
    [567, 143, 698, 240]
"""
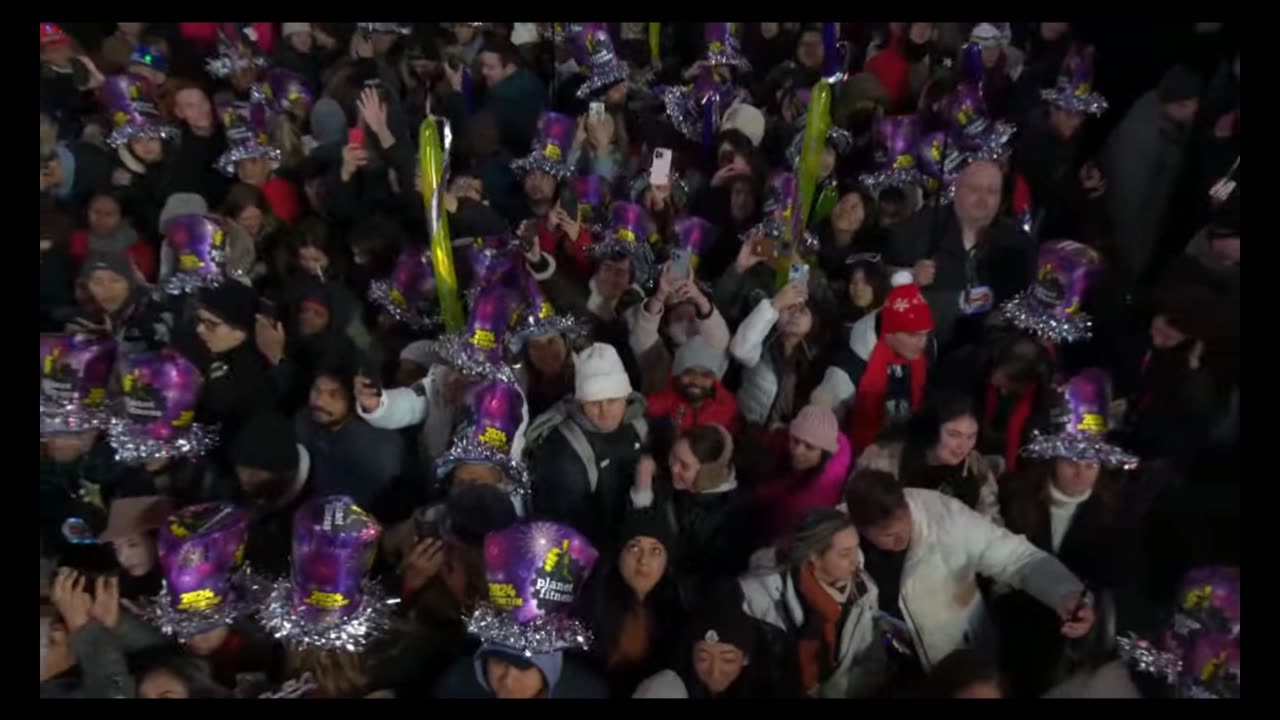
[954, 160, 1003, 230]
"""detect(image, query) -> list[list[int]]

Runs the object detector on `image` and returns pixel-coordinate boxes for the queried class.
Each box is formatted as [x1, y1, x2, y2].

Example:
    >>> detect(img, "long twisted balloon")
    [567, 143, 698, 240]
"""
[795, 78, 833, 239]
[419, 116, 464, 333]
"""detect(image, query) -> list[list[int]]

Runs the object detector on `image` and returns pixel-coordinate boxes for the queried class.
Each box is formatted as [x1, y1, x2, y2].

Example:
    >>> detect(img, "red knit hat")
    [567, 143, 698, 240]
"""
[880, 270, 934, 335]
[40, 23, 70, 48]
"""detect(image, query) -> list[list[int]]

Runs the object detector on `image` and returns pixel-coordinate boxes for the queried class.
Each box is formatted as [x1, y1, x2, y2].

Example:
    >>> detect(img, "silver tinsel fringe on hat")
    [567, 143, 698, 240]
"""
[257, 578, 399, 653]
[429, 334, 517, 384]
[964, 120, 1017, 162]
[466, 603, 593, 655]
[661, 86, 704, 142]
[859, 166, 925, 197]
[704, 48, 751, 74]
[576, 63, 629, 99]
[786, 127, 854, 167]
[627, 173, 690, 208]
[510, 154, 572, 181]
[435, 437, 531, 497]
[356, 23, 413, 35]
[141, 566, 269, 639]
[509, 314, 589, 354]
[367, 280, 441, 332]
[739, 218, 820, 256]
[206, 55, 267, 80]
[40, 398, 112, 438]
[1117, 632, 1183, 685]
[107, 122, 179, 149]
[1041, 87, 1109, 117]
[216, 143, 282, 177]
[1020, 431, 1139, 470]
[107, 417, 219, 464]
[997, 291, 1093, 344]
[592, 237, 656, 286]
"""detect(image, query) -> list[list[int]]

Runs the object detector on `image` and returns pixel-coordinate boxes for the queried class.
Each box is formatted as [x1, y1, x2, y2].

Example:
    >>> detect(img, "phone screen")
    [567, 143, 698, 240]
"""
[589, 102, 605, 122]
[670, 248, 692, 280]
[788, 260, 810, 285]
[649, 148, 673, 187]
[558, 185, 579, 219]
[347, 126, 365, 148]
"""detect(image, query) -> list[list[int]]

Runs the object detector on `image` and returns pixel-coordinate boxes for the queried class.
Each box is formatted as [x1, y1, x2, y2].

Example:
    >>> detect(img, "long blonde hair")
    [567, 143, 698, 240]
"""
[284, 647, 368, 698]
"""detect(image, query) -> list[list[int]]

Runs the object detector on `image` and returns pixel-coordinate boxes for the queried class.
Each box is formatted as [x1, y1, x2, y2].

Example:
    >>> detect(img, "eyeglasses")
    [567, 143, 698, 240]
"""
[845, 252, 883, 265]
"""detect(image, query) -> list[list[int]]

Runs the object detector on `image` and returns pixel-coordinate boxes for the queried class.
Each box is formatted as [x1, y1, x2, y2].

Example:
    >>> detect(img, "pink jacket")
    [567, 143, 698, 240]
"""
[179, 23, 275, 54]
[753, 428, 853, 542]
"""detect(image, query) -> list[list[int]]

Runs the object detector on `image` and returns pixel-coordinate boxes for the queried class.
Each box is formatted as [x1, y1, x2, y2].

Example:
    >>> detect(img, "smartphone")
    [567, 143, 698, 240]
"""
[558, 184, 579, 220]
[71, 57, 90, 89]
[414, 513, 443, 541]
[788, 260, 810, 286]
[257, 298, 278, 323]
[754, 236, 776, 261]
[347, 125, 365, 148]
[589, 101, 605, 122]
[649, 147, 673, 187]
[670, 248, 692, 280]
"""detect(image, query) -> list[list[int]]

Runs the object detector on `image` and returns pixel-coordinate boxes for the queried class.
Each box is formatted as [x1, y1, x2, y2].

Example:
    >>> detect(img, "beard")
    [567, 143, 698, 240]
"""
[678, 383, 712, 403]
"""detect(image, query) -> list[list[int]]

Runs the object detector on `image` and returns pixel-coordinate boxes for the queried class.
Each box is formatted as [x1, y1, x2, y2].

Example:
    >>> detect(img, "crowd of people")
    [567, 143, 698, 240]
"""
[39, 21, 1239, 699]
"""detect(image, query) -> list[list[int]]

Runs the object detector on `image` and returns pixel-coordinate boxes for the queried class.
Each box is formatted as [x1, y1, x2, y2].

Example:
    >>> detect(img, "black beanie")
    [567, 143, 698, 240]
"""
[80, 251, 135, 289]
[230, 413, 299, 474]
[445, 484, 518, 548]
[1157, 65, 1203, 104]
[197, 281, 258, 333]
[684, 605, 756, 656]
[617, 509, 676, 556]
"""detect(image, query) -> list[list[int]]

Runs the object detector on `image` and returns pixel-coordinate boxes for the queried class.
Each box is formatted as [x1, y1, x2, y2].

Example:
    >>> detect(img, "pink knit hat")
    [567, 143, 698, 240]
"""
[789, 405, 840, 454]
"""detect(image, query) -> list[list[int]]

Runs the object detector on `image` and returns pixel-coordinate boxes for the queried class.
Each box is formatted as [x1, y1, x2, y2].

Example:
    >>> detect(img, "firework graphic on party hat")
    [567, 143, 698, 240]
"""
[257, 496, 396, 652]
[142, 503, 262, 639]
[465, 521, 599, 655]
[592, 201, 657, 286]
[943, 83, 1016, 161]
[107, 348, 219, 463]
[573, 24, 628, 99]
[161, 214, 234, 295]
[1020, 368, 1138, 469]
[429, 285, 521, 383]
[214, 93, 280, 177]
[859, 114, 925, 196]
[998, 240, 1102, 344]
[435, 381, 532, 497]
[39, 333, 116, 437]
[366, 244, 440, 331]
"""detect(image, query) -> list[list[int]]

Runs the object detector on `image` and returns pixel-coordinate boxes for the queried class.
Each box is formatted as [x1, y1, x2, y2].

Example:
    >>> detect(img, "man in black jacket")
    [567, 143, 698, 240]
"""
[887, 160, 1036, 352]
[231, 413, 313, 577]
[193, 281, 279, 450]
[168, 81, 231, 207]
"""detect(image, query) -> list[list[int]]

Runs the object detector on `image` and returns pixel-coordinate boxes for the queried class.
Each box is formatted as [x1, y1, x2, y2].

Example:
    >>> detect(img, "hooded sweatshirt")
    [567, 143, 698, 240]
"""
[434, 644, 607, 698]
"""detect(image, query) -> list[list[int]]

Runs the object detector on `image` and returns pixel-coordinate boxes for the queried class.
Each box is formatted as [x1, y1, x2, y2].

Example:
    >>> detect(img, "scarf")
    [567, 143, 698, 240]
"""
[848, 339, 927, 454]
[985, 382, 1035, 474]
[795, 563, 847, 695]
[88, 223, 139, 255]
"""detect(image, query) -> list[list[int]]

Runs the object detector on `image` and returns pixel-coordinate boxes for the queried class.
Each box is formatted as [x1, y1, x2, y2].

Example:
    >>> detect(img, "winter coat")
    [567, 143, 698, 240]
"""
[259, 175, 302, 225]
[194, 340, 280, 448]
[294, 409, 406, 509]
[728, 298, 836, 427]
[442, 67, 546, 159]
[243, 460, 313, 577]
[169, 125, 232, 208]
[434, 653, 608, 699]
[1159, 228, 1240, 303]
[855, 440, 1003, 526]
[1013, 106, 1108, 242]
[1101, 91, 1195, 282]
[530, 394, 648, 548]
[749, 427, 853, 543]
[645, 379, 740, 436]
[886, 206, 1036, 349]
[629, 301, 731, 396]
[177, 23, 275, 54]
[112, 144, 180, 241]
[738, 547, 881, 698]
[40, 612, 170, 698]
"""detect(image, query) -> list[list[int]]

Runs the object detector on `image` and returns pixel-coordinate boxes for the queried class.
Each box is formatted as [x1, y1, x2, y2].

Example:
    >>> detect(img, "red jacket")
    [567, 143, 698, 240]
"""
[68, 230, 157, 282]
[646, 379, 741, 435]
[261, 176, 301, 225]
[536, 217, 595, 285]
[865, 34, 911, 111]
[179, 23, 275, 54]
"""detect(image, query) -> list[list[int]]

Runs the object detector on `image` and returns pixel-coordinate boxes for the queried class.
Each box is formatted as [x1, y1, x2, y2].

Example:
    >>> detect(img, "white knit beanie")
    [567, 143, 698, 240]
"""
[574, 343, 632, 402]
[282, 23, 313, 38]
[721, 103, 766, 147]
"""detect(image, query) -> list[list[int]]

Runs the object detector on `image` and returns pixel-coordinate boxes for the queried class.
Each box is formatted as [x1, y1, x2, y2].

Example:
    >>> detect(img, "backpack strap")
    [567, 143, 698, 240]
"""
[556, 421, 599, 492]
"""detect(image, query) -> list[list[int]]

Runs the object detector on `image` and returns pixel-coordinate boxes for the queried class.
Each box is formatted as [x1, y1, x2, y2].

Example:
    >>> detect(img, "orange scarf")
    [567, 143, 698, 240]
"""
[795, 563, 846, 695]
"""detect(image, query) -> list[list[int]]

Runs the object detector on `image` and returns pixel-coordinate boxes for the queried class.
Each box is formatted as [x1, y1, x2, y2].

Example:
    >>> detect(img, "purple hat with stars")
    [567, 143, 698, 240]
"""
[256, 496, 396, 652]
[264, 67, 315, 115]
[107, 348, 219, 464]
[998, 240, 1102, 344]
[661, 68, 736, 143]
[39, 333, 116, 437]
[743, 171, 819, 255]
[859, 114, 925, 196]
[574, 173, 613, 226]
[143, 503, 256, 639]
[465, 236, 524, 298]
[673, 216, 716, 272]
[101, 73, 178, 148]
[367, 244, 440, 330]
[215, 94, 281, 177]
[573, 24, 628, 99]
[509, 270, 587, 353]
[943, 83, 1016, 161]
[1042, 46, 1108, 117]
[436, 381, 532, 496]
[430, 285, 520, 383]
[465, 521, 599, 655]
[593, 202, 657, 285]
[1020, 368, 1138, 469]
[511, 112, 577, 181]
[703, 23, 750, 73]
[161, 214, 234, 294]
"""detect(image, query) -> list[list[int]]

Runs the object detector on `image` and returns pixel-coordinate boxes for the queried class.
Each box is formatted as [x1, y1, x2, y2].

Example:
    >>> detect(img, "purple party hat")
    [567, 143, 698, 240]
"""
[574, 173, 614, 226]
[367, 244, 440, 330]
[703, 23, 751, 72]
[143, 503, 259, 639]
[593, 201, 657, 285]
[39, 333, 116, 436]
[998, 240, 1102, 344]
[1042, 46, 1108, 117]
[430, 285, 520, 383]
[673, 216, 717, 272]
[859, 114, 924, 195]
[508, 270, 587, 353]
[574, 24, 629, 99]
[107, 348, 219, 463]
[257, 496, 395, 652]
[511, 112, 577, 180]
[101, 73, 178, 148]
[215, 95, 280, 177]
[161, 214, 233, 294]
[1020, 368, 1138, 469]
[436, 381, 532, 496]
[741, 171, 819, 255]
[466, 521, 599, 655]
[914, 130, 969, 201]
[264, 67, 315, 115]
[206, 23, 267, 79]
[661, 67, 736, 143]
[944, 83, 1016, 161]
